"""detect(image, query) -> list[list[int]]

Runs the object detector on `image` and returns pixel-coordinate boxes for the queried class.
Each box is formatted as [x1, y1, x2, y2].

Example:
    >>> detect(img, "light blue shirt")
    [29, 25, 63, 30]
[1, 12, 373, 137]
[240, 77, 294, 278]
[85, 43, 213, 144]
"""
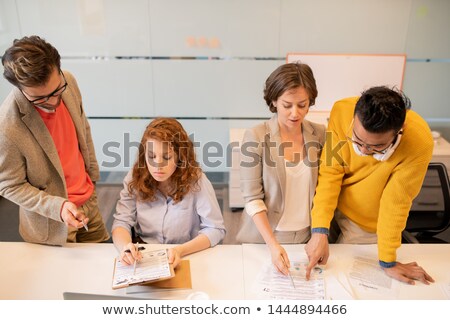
[112, 171, 226, 246]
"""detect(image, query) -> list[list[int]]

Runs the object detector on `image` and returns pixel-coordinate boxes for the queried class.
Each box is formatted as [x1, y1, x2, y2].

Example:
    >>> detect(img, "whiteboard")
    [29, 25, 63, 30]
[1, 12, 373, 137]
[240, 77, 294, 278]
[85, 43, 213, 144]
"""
[286, 54, 406, 111]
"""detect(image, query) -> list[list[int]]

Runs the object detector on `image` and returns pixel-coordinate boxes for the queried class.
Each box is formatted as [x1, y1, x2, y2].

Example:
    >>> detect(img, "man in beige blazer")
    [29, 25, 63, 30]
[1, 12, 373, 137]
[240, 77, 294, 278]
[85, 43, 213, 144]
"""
[0, 36, 109, 245]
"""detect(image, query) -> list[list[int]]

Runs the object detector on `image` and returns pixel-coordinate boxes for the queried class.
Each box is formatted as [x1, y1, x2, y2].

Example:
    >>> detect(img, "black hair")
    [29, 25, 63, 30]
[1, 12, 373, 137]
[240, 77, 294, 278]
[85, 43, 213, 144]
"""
[354, 86, 410, 133]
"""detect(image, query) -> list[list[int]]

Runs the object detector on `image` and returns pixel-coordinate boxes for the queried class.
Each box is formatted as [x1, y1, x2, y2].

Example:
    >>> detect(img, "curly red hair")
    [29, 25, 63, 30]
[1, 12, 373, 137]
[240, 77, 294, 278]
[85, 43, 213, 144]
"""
[128, 118, 201, 203]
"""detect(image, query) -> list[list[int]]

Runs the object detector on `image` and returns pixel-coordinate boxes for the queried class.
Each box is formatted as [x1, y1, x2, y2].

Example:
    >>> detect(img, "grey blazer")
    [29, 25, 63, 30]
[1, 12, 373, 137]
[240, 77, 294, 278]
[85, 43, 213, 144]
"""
[0, 71, 99, 245]
[236, 115, 326, 243]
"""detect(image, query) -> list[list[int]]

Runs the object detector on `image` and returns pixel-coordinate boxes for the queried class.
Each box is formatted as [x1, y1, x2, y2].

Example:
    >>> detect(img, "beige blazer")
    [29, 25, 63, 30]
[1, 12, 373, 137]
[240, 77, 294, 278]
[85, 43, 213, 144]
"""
[236, 115, 326, 243]
[0, 71, 99, 245]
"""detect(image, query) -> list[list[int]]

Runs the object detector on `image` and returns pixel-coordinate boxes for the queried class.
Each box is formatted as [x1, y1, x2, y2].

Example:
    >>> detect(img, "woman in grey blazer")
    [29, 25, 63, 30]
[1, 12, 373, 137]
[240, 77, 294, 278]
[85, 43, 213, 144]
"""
[237, 62, 325, 275]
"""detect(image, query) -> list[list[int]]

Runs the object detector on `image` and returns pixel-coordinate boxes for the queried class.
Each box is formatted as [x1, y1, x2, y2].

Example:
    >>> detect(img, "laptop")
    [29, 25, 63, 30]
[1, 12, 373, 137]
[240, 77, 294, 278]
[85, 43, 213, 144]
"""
[63, 292, 149, 300]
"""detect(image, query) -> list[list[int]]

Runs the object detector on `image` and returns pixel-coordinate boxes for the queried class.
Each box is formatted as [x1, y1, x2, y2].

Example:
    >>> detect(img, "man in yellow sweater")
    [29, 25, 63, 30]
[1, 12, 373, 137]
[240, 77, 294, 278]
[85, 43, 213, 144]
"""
[305, 86, 434, 285]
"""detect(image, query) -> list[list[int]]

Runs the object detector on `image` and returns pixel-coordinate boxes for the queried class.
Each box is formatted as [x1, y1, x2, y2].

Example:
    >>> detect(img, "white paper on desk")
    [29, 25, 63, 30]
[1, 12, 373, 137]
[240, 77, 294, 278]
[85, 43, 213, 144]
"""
[347, 256, 399, 299]
[253, 258, 325, 300]
[440, 282, 450, 299]
[326, 274, 354, 300]
[112, 249, 172, 288]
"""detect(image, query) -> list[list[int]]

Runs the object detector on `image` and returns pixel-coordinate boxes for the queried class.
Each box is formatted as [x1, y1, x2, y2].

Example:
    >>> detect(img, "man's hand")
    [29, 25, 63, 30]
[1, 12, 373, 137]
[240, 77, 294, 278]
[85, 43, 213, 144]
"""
[60, 201, 88, 229]
[383, 261, 435, 285]
[305, 233, 329, 280]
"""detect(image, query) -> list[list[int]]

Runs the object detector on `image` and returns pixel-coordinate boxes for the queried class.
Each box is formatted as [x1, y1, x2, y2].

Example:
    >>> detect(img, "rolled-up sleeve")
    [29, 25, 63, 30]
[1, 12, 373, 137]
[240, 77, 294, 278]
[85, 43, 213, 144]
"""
[111, 170, 137, 234]
[194, 173, 226, 246]
[240, 128, 268, 216]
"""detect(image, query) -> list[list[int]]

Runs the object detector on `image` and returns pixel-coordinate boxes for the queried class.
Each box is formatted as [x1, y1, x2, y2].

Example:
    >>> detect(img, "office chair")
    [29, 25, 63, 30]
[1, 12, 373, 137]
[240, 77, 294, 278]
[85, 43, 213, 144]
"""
[402, 163, 450, 243]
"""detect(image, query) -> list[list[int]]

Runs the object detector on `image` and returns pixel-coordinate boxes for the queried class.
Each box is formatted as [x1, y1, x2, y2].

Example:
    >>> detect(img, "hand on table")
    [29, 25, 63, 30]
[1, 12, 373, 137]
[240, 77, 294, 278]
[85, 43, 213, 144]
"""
[168, 247, 181, 268]
[305, 233, 329, 280]
[383, 261, 434, 285]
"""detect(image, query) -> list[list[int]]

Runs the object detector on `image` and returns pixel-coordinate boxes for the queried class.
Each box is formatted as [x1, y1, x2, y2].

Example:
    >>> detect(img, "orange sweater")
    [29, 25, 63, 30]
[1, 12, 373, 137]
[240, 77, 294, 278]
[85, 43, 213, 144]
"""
[311, 97, 433, 263]
[36, 101, 93, 207]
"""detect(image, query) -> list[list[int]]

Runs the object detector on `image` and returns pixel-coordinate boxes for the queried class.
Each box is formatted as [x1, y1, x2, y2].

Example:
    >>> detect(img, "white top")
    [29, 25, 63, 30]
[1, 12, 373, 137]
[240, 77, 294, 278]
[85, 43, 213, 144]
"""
[276, 160, 312, 231]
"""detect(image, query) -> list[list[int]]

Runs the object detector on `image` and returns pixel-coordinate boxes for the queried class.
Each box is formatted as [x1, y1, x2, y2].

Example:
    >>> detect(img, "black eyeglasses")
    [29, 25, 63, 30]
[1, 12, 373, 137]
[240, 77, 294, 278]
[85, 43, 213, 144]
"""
[346, 135, 399, 154]
[346, 119, 402, 155]
[22, 71, 68, 107]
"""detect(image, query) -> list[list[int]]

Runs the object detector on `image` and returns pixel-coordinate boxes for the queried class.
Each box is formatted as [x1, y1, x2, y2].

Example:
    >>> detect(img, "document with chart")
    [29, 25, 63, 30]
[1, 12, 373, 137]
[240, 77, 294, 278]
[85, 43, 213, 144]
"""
[112, 248, 174, 289]
[253, 256, 325, 300]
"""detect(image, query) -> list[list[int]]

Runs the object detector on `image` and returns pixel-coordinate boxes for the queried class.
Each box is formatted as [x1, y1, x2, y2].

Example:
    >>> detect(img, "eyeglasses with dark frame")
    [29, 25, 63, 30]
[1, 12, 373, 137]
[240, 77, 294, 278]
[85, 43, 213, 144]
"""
[22, 71, 68, 107]
[346, 119, 402, 155]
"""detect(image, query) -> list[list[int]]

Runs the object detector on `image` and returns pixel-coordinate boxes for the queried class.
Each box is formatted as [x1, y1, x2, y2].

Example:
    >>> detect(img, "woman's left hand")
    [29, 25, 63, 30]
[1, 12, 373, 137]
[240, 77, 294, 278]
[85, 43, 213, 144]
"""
[168, 247, 181, 268]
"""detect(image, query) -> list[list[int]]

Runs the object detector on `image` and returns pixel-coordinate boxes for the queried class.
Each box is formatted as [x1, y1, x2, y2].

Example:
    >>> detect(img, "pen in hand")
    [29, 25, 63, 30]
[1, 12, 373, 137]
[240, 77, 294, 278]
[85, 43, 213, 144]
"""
[124, 246, 145, 253]
[281, 255, 296, 289]
[132, 242, 138, 275]
[81, 219, 88, 232]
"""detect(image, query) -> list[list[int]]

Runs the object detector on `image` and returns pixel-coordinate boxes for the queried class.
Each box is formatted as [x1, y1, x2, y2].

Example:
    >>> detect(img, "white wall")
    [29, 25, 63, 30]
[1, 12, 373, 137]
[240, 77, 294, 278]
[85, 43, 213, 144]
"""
[0, 0, 449, 171]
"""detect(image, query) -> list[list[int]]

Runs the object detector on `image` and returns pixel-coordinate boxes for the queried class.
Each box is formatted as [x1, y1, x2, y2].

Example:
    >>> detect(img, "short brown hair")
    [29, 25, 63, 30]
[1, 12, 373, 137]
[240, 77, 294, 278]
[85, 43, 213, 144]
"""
[264, 62, 318, 113]
[2, 35, 61, 88]
[129, 118, 202, 203]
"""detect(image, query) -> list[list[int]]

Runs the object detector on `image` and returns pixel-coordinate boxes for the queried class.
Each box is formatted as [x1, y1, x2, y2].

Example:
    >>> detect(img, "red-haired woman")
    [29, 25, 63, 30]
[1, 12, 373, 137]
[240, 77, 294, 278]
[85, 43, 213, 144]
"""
[112, 118, 225, 267]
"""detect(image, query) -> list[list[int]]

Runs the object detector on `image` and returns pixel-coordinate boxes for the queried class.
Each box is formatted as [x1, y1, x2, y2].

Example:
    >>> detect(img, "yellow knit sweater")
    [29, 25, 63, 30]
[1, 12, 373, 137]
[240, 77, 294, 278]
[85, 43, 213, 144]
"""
[311, 97, 433, 263]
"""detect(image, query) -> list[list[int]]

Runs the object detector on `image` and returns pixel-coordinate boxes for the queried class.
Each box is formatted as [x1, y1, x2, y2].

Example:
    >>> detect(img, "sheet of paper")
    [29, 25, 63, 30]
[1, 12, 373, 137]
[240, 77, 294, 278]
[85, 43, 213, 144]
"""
[347, 256, 399, 299]
[327, 274, 354, 300]
[441, 281, 450, 299]
[254, 258, 325, 300]
[113, 248, 172, 288]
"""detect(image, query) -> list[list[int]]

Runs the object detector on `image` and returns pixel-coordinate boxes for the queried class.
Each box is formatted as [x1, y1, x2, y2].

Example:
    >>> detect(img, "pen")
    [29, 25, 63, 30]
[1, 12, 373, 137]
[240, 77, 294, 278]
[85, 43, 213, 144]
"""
[81, 219, 88, 232]
[132, 242, 138, 275]
[281, 255, 296, 289]
[124, 246, 145, 253]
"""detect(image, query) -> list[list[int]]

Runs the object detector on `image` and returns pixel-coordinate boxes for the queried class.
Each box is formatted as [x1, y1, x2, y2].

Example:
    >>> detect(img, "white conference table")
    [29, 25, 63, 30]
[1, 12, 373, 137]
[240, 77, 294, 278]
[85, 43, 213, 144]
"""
[0, 242, 449, 300]
[243, 243, 450, 300]
[0, 242, 244, 300]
